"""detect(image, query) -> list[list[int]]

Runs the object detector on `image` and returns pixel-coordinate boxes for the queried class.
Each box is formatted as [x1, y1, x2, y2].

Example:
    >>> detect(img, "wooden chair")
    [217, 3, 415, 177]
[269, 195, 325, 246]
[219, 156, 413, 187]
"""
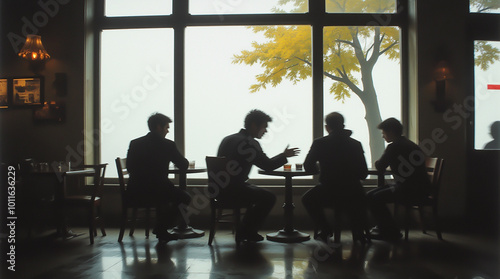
[205, 156, 245, 245]
[116, 157, 155, 242]
[396, 157, 444, 240]
[63, 164, 107, 244]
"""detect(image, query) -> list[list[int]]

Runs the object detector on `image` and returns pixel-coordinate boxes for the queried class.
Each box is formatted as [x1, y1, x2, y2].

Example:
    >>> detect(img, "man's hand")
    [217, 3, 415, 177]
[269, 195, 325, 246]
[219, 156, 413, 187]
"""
[284, 146, 300, 158]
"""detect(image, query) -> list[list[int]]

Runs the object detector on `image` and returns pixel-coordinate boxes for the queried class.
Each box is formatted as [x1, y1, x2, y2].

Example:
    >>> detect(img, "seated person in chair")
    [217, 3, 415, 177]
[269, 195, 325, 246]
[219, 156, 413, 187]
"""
[217, 109, 299, 242]
[126, 113, 192, 242]
[301, 112, 368, 242]
[367, 117, 431, 240]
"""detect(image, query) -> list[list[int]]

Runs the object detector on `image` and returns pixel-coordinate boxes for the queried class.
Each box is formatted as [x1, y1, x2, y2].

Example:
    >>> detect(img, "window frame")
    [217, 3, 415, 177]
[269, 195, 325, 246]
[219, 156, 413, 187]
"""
[91, 0, 410, 185]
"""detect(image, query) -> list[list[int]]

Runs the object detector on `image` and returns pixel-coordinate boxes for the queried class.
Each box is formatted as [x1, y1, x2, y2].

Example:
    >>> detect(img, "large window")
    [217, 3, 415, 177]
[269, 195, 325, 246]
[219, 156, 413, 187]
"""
[474, 40, 500, 150]
[100, 29, 174, 177]
[185, 26, 312, 178]
[96, 0, 406, 180]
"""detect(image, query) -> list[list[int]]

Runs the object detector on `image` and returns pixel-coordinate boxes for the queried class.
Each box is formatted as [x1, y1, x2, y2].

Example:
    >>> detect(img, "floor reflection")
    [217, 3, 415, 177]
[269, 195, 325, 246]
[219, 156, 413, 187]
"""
[303, 239, 370, 278]
[209, 242, 274, 278]
[117, 241, 177, 278]
[12, 229, 499, 279]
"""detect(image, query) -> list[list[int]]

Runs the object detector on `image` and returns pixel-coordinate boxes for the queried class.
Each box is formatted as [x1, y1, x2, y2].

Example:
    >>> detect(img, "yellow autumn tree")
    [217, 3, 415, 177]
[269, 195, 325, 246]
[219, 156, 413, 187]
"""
[234, 0, 500, 165]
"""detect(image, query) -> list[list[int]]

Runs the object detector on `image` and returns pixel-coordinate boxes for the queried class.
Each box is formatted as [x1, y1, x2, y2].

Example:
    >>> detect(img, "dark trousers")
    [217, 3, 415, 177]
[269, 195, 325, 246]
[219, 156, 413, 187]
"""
[220, 184, 276, 233]
[155, 186, 192, 230]
[302, 185, 367, 235]
[367, 183, 427, 232]
[366, 185, 399, 232]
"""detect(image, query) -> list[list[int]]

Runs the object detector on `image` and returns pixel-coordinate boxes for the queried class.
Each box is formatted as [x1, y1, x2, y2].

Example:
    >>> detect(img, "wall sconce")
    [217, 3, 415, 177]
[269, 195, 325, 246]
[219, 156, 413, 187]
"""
[433, 60, 453, 112]
[18, 35, 51, 73]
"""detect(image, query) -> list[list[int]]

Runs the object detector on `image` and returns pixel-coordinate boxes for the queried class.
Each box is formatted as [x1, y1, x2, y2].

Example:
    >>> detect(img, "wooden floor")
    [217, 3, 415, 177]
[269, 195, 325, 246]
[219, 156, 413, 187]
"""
[3, 228, 499, 279]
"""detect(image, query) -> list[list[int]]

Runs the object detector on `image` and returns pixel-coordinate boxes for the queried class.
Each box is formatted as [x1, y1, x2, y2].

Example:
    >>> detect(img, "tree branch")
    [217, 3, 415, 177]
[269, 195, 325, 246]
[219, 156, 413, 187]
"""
[380, 41, 398, 55]
[350, 27, 367, 63]
[337, 39, 355, 47]
[294, 56, 312, 66]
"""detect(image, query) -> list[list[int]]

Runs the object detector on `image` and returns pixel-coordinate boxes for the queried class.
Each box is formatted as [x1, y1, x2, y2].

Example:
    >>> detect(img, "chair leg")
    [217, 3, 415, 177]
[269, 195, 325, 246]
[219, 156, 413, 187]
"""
[118, 207, 127, 242]
[418, 205, 426, 234]
[145, 208, 150, 238]
[333, 209, 341, 243]
[89, 207, 95, 245]
[129, 208, 138, 236]
[433, 205, 443, 240]
[234, 208, 241, 246]
[208, 206, 217, 246]
[404, 205, 411, 241]
[98, 205, 106, 236]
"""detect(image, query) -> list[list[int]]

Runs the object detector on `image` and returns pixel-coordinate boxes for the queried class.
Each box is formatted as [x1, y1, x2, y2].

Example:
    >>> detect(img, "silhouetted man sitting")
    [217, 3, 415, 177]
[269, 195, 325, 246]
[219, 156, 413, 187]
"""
[127, 113, 192, 242]
[367, 118, 430, 241]
[217, 109, 299, 242]
[302, 112, 368, 242]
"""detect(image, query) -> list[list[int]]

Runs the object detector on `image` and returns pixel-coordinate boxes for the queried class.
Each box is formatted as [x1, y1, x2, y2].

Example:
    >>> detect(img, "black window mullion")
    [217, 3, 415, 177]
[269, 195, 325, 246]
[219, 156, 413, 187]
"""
[173, 0, 188, 154]
[310, 0, 325, 142]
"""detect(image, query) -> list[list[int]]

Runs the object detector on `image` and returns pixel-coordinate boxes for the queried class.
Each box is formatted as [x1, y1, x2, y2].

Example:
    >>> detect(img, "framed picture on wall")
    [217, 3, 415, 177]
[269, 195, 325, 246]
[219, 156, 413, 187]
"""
[0, 78, 8, 108]
[12, 77, 44, 107]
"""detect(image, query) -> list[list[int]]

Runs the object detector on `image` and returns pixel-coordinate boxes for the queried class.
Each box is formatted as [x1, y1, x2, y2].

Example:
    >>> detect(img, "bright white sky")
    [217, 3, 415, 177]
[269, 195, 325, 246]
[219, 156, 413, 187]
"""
[105, 0, 296, 16]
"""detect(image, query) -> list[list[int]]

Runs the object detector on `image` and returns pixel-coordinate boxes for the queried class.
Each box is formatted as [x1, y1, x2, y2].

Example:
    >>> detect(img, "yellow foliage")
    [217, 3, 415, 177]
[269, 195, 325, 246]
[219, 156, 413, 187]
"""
[233, 0, 400, 101]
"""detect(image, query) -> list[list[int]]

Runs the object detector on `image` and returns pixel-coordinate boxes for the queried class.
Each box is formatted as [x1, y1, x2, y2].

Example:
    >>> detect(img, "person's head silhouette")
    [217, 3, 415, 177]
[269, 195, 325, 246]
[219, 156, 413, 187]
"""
[324, 112, 345, 134]
[489, 121, 500, 140]
[484, 121, 500, 149]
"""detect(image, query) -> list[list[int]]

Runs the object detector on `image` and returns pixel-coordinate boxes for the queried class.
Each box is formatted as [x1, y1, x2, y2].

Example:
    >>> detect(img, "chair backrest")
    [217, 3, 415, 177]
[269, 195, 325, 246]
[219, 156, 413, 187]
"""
[205, 156, 231, 199]
[81, 164, 107, 202]
[425, 157, 444, 199]
[115, 157, 128, 197]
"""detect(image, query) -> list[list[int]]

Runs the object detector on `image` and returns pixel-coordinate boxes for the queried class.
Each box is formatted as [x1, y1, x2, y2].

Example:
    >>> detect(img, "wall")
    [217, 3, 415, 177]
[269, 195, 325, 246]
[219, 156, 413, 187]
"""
[0, 0, 85, 165]
[414, 0, 470, 225]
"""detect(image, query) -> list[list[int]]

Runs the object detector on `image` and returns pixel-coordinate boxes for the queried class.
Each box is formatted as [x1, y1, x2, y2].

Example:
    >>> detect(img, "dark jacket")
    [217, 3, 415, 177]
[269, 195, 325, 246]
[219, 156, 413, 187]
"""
[375, 136, 431, 194]
[217, 129, 287, 185]
[126, 132, 188, 193]
[304, 129, 368, 195]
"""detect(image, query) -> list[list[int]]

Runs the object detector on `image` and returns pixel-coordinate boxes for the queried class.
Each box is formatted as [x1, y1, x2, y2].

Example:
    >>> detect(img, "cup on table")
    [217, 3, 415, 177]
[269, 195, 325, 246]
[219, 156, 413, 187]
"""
[189, 161, 196, 169]
[284, 164, 292, 171]
[295, 163, 303, 171]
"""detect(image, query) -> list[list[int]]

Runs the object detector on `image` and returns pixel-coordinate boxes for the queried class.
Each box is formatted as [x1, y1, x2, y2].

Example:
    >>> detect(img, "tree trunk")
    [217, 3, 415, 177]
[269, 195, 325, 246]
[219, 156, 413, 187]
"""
[358, 70, 385, 167]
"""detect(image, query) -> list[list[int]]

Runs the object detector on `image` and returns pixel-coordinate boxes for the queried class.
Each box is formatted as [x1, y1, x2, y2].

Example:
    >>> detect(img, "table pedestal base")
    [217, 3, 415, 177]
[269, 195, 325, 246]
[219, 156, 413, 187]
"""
[266, 229, 310, 243]
[169, 226, 205, 239]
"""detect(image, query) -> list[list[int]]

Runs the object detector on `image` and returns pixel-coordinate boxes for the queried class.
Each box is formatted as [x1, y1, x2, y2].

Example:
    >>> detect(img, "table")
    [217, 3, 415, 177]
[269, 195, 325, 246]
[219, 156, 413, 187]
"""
[29, 167, 95, 238]
[168, 167, 207, 239]
[367, 168, 392, 187]
[258, 168, 318, 243]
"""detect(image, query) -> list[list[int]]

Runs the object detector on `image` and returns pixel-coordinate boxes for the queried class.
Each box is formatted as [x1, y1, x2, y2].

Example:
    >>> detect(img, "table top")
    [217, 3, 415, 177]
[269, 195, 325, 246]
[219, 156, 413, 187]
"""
[367, 168, 392, 175]
[169, 167, 207, 174]
[258, 168, 318, 177]
[31, 168, 95, 176]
